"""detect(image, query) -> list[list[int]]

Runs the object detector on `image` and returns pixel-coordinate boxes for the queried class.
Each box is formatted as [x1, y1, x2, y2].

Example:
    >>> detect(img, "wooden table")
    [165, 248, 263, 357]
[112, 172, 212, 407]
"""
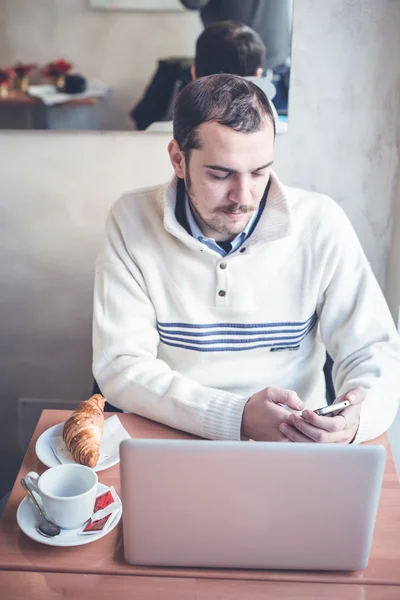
[0, 89, 99, 107]
[1, 570, 399, 600]
[0, 410, 399, 590]
[0, 89, 101, 129]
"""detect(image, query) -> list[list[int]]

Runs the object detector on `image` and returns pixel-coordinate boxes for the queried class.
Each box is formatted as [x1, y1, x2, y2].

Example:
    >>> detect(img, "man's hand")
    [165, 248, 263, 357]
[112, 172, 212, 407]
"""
[279, 387, 367, 444]
[242, 387, 304, 441]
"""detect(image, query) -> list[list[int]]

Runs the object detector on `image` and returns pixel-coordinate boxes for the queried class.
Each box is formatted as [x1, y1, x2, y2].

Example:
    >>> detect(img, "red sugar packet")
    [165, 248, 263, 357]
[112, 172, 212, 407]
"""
[94, 489, 115, 513]
[78, 486, 121, 535]
[81, 513, 113, 533]
[91, 486, 121, 521]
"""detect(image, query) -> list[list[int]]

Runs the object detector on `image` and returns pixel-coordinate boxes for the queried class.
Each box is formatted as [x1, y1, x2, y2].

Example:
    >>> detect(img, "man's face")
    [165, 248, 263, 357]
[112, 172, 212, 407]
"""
[169, 120, 274, 241]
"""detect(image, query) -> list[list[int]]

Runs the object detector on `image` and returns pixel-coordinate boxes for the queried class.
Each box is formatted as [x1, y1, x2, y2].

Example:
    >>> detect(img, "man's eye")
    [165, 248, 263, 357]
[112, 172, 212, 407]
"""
[210, 173, 230, 180]
[252, 172, 265, 178]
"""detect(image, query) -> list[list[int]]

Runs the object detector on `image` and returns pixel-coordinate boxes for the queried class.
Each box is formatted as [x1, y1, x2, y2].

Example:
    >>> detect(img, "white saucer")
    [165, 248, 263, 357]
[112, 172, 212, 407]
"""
[35, 422, 120, 472]
[17, 483, 122, 547]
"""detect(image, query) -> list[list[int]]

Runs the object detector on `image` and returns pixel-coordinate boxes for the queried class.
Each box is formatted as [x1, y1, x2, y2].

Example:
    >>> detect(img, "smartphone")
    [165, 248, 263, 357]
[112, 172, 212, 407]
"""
[314, 399, 350, 417]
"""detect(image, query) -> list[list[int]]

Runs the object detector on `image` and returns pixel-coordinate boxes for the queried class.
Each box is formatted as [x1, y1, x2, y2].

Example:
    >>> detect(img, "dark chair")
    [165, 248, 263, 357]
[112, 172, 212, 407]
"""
[324, 353, 336, 405]
[0, 492, 11, 519]
[130, 58, 192, 130]
[92, 380, 122, 413]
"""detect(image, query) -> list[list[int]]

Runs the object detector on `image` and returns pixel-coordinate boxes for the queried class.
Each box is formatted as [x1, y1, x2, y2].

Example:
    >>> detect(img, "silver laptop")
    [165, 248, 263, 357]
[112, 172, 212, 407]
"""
[120, 439, 386, 571]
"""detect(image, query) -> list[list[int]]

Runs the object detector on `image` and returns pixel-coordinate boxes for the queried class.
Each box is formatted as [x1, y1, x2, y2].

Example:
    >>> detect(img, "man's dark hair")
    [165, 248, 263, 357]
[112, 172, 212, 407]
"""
[195, 21, 265, 78]
[173, 73, 276, 154]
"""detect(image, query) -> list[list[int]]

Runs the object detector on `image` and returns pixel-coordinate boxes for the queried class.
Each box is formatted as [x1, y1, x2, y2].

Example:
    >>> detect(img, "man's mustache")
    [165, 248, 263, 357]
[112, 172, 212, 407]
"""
[214, 205, 255, 214]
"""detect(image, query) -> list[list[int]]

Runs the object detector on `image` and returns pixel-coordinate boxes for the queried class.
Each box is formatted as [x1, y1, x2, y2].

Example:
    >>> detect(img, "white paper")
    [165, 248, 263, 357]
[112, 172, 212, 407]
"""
[48, 415, 131, 467]
[27, 81, 111, 106]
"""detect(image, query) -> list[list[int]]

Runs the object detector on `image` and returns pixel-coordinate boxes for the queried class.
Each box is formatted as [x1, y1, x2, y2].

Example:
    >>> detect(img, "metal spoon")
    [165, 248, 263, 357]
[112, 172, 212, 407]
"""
[20, 477, 61, 538]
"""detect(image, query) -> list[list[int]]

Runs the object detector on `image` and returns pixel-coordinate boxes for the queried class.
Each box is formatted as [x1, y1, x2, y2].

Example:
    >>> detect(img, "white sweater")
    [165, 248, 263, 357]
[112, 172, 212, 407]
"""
[93, 173, 400, 443]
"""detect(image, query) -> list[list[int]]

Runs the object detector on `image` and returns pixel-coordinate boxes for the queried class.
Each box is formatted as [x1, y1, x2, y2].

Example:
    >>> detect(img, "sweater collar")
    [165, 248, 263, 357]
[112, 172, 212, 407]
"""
[163, 171, 293, 249]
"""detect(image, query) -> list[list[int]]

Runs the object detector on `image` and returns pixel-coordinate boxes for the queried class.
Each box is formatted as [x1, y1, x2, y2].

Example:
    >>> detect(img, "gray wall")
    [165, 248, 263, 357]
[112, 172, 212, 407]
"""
[386, 175, 400, 324]
[1, 0, 400, 495]
[275, 0, 400, 290]
[0, 131, 174, 494]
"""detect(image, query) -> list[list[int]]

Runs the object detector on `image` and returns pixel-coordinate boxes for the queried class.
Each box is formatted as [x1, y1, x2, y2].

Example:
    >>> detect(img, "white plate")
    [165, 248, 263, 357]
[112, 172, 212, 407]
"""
[35, 422, 120, 472]
[17, 483, 122, 547]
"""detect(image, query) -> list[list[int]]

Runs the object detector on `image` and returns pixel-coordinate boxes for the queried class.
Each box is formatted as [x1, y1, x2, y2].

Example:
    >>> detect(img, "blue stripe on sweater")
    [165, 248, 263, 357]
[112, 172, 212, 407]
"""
[158, 318, 316, 338]
[159, 327, 315, 346]
[158, 314, 317, 352]
[157, 314, 316, 330]
[158, 340, 303, 353]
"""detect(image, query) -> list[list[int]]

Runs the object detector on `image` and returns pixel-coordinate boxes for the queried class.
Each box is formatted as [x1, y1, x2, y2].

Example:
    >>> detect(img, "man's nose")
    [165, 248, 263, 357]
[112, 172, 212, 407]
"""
[228, 176, 252, 205]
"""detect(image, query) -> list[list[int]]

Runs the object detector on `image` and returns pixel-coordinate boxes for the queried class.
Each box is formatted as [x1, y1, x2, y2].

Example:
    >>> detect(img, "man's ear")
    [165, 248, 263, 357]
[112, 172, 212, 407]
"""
[168, 139, 185, 178]
[255, 67, 263, 78]
[190, 64, 196, 80]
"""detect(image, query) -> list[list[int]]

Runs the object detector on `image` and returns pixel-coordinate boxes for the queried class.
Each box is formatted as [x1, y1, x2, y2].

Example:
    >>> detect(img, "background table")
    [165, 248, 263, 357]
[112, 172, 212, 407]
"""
[0, 90, 101, 129]
[0, 410, 399, 587]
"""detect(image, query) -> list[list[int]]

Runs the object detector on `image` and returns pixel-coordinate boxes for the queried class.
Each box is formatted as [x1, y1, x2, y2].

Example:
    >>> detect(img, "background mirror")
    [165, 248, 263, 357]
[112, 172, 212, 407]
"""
[0, 0, 293, 131]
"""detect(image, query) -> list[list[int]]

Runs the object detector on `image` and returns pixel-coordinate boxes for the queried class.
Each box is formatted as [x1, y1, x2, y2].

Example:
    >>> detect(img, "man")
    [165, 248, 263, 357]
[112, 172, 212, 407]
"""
[147, 20, 285, 133]
[93, 74, 400, 444]
[191, 19, 266, 79]
[180, 0, 292, 71]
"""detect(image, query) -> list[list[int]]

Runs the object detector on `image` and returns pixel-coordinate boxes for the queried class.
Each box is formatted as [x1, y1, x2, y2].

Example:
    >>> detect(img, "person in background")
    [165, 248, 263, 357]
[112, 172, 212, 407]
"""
[147, 21, 285, 133]
[180, 0, 293, 71]
[132, 2, 292, 129]
[94, 74, 400, 445]
[192, 19, 265, 78]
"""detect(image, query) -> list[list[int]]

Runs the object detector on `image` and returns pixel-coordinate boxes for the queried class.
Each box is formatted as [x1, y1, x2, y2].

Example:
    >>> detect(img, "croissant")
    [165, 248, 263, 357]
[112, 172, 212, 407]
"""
[63, 394, 105, 468]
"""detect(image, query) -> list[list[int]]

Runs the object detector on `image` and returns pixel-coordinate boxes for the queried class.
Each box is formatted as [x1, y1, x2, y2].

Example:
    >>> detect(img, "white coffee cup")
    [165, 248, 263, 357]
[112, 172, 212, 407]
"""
[25, 464, 98, 529]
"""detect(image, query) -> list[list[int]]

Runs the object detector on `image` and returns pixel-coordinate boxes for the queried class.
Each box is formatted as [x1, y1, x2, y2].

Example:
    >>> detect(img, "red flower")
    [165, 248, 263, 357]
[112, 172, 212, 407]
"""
[44, 59, 73, 77]
[14, 63, 37, 78]
[0, 68, 14, 86]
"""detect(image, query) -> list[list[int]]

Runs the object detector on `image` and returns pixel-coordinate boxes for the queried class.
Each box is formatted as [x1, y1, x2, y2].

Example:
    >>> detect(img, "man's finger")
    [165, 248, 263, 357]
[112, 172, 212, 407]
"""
[301, 404, 360, 432]
[265, 387, 304, 410]
[336, 386, 367, 406]
[287, 413, 344, 442]
[280, 422, 315, 443]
